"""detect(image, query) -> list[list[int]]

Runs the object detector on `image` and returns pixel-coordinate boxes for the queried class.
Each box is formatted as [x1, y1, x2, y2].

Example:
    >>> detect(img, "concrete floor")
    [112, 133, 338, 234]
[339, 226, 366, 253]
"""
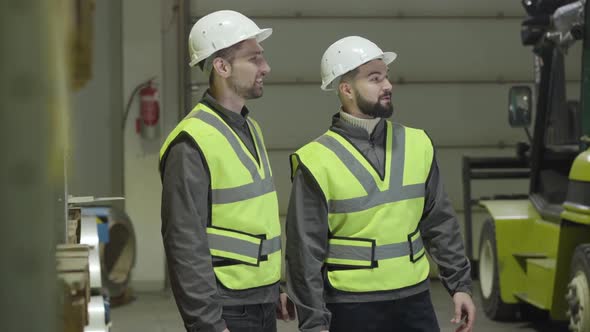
[111, 281, 569, 332]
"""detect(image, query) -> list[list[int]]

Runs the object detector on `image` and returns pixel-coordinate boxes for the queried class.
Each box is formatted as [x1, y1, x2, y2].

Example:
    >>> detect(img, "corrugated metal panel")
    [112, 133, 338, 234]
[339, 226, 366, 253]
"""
[190, 19, 582, 83]
[191, 84, 577, 148]
[191, 0, 524, 17]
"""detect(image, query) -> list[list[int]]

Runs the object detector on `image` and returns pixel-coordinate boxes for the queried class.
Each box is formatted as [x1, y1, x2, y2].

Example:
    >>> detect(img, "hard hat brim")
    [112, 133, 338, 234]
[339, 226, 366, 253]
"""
[382, 51, 397, 65]
[255, 28, 273, 44]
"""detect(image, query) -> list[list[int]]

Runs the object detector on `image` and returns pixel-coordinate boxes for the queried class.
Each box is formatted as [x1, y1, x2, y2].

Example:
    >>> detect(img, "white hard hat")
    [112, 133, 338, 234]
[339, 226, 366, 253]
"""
[188, 10, 272, 68]
[320, 36, 397, 91]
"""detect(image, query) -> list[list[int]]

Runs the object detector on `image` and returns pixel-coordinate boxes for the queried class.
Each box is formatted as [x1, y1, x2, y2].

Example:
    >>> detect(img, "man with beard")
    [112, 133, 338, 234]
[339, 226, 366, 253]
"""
[285, 36, 476, 332]
[159, 10, 293, 332]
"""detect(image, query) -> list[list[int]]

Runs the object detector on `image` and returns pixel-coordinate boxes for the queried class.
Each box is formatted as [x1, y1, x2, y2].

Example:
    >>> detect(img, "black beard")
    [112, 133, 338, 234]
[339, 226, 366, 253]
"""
[356, 91, 394, 118]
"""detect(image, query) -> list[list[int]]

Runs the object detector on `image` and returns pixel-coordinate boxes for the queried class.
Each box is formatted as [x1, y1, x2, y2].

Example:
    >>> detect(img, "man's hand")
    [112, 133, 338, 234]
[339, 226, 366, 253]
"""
[276, 292, 297, 321]
[451, 292, 476, 332]
[222, 329, 229, 332]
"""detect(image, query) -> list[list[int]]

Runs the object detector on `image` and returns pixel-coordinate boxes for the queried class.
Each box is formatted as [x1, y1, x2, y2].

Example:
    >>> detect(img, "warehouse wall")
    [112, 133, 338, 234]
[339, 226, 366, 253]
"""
[121, 0, 583, 289]
[122, 0, 188, 289]
[122, 0, 171, 289]
[70, 0, 123, 199]
[67, 0, 165, 290]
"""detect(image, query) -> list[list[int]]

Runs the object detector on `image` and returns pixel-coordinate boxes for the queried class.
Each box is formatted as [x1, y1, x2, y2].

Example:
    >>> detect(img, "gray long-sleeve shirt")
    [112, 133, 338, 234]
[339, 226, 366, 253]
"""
[160, 92, 279, 332]
[285, 114, 472, 332]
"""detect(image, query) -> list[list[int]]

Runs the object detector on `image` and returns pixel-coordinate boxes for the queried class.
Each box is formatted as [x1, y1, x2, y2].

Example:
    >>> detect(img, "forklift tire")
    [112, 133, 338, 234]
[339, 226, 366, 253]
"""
[479, 218, 518, 321]
[567, 244, 590, 332]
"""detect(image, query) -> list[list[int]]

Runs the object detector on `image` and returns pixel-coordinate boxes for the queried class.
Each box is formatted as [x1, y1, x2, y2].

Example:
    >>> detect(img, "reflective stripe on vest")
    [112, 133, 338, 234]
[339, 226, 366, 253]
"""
[160, 103, 281, 290]
[207, 227, 281, 266]
[325, 230, 425, 268]
[194, 110, 275, 203]
[315, 124, 424, 214]
[291, 121, 433, 293]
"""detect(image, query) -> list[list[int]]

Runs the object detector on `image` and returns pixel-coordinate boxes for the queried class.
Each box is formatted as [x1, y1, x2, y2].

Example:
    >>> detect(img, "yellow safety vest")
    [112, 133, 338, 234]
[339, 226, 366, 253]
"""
[291, 121, 433, 293]
[160, 103, 281, 290]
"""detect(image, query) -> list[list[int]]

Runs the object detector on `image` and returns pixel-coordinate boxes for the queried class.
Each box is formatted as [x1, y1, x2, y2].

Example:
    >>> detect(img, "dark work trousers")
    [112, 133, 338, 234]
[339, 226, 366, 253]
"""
[222, 303, 277, 332]
[327, 291, 440, 332]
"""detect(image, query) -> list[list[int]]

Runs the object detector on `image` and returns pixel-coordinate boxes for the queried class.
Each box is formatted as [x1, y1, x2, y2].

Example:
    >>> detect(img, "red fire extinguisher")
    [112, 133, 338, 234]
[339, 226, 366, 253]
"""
[123, 78, 160, 140]
[137, 81, 160, 140]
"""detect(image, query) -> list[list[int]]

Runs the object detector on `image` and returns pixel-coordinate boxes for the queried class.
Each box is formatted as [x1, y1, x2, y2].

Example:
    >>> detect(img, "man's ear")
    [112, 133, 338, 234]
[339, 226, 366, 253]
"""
[339, 81, 354, 100]
[212, 58, 231, 78]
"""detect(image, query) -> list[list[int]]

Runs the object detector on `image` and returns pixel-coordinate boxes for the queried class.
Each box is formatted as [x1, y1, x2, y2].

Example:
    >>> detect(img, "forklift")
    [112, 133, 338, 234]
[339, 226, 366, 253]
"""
[461, 0, 590, 330]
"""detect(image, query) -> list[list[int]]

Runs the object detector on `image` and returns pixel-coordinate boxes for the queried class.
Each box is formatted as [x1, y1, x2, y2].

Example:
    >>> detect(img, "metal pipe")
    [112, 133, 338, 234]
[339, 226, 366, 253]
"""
[462, 157, 474, 259]
[181, 0, 192, 117]
[470, 170, 531, 179]
[111, 0, 125, 212]
[529, 48, 556, 194]
[463, 156, 529, 168]
[461, 155, 531, 260]
[581, 0, 590, 140]
[177, 0, 187, 122]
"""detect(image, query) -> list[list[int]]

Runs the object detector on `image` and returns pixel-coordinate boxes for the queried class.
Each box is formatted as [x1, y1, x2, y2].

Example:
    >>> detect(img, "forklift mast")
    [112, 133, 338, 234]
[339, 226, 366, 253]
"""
[527, 0, 586, 199]
[473, 2, 590, 327]
[462, 0, 588, 260]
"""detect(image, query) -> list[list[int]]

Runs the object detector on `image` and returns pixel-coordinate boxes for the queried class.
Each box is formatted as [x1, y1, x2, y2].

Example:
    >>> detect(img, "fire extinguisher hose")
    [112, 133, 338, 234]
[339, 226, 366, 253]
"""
[122, 77, 156, 130]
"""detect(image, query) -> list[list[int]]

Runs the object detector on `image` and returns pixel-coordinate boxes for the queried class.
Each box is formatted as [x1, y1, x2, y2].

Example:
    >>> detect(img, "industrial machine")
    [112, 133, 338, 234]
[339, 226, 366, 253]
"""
[462, 0, 590, 330]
